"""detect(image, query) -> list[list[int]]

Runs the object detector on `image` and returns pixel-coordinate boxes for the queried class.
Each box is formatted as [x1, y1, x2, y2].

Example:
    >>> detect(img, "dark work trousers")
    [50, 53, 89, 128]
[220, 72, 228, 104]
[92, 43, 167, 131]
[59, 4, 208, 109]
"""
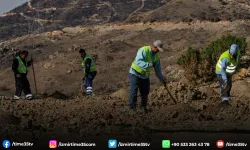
[129, 73, 150, 109]
[217, 74, 232, 98]
[15, 76, 32, 97]
[85, 71, 97, 95]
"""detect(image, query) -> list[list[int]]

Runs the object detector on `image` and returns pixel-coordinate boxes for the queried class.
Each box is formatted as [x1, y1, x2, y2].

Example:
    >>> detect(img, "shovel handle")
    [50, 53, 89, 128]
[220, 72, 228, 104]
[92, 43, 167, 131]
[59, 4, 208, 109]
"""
[164, 84, 177, 104]
[80, 75, 86, 91]
[31, 55, 38, 95]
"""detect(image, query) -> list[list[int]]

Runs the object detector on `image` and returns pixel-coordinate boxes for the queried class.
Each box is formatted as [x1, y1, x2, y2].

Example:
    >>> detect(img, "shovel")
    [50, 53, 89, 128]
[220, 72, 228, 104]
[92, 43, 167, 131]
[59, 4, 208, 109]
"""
[164, 81, 177, 104]
[80, 75, 86, 92]
[31, 55, 38, 99]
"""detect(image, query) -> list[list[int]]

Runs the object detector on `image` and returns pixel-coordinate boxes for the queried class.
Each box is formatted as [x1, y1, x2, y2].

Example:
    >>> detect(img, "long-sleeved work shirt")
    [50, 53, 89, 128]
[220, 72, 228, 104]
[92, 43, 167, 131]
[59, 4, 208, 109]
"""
[129, 47, 165, 81]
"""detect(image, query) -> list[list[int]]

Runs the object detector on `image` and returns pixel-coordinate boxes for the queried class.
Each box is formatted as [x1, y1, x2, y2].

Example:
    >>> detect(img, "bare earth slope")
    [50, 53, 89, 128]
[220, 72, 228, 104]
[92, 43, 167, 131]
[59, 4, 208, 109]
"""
[1, 20, 250, 148]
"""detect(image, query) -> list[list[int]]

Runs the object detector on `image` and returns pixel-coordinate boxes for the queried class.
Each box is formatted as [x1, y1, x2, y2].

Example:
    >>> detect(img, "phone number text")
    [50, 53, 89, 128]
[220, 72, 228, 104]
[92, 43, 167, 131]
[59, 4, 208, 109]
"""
[171, 142, 210, 147]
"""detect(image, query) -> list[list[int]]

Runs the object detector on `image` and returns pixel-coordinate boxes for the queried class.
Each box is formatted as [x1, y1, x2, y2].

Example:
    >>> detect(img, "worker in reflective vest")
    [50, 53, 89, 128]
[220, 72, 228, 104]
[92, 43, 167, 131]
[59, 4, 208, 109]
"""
[215, 44, 240, 103]
[79, 49, 97, 96]
[128, 40, 166, 113]
[12, 50, 33, 100]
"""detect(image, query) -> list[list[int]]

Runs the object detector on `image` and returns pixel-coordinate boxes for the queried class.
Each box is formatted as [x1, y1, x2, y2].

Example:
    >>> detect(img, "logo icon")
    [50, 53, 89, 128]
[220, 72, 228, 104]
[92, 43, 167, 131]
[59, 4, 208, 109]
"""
[216, 140, 224, 148]
[2, 140, 11, 149]
[108, 139, 117, 148]
[162, 140, 170, 148]
[49, 140, 57, 148]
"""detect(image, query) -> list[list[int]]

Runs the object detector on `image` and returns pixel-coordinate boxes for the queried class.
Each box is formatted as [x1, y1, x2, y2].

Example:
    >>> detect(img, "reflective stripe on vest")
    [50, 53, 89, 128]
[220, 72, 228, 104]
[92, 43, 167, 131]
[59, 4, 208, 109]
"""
[216, 50, 239, 74]
[16, 56, 27, 73]
[131, 46, 159, 77]
[81, 54, 96, 73]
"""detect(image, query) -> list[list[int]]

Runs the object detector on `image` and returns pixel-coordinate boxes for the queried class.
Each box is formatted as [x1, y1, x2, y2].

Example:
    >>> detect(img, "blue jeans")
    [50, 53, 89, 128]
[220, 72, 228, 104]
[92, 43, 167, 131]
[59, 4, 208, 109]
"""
[85, 71, 97, 95]
[129, 73, 150, 108]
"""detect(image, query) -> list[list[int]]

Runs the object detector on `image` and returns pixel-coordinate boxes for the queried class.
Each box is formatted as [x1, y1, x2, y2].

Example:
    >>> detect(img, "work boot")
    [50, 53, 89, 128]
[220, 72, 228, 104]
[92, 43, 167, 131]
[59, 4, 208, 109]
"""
[124, 107, 136, 115]
[26, 94, 33, 100]
[27, 97, 33, 100]
[87, 93, 95, 97]
[139, 107, 148, 114]
[220, 97, 230, 106]
[222, 97, 229, 101]
[13, 95, 20, 100]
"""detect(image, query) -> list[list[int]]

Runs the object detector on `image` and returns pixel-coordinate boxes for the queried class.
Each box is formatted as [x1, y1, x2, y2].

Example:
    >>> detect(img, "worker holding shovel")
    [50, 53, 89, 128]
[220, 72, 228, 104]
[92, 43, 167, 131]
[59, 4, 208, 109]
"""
[216, 44, 240, 104]
[12, 50, 33, 100]
[128, 40, 167, 113]
[79, 48, 97, 96]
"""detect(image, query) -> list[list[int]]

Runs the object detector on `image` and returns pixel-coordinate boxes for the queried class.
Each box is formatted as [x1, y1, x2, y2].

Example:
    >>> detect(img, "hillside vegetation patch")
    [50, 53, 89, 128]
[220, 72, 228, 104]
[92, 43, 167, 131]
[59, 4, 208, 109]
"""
[177, 35, 247, 84]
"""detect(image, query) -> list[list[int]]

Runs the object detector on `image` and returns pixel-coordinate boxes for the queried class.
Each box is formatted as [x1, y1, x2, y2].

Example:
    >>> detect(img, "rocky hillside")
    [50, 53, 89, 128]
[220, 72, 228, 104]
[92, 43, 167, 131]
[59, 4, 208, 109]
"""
[128, 0, 250, 23]
[0, 0, 165, 40]
[1, 0, 250, 40]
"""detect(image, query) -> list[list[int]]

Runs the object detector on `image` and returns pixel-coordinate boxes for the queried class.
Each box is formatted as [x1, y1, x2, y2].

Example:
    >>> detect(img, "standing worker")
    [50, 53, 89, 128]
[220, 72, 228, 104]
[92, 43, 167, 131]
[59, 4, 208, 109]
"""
[216, 44, 240, 103]
[12, 50, 33, 100]
[79, 49, 97, 96]
[128, 40, 166, 113]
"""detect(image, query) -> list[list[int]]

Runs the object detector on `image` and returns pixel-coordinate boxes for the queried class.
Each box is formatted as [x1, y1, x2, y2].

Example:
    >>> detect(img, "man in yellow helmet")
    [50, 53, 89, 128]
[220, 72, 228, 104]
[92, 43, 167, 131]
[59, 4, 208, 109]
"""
[79, 49, 97, 96]
[215, 44, 240, 104]
[12, 50, 33, 100]
[128, 40, 166, 113]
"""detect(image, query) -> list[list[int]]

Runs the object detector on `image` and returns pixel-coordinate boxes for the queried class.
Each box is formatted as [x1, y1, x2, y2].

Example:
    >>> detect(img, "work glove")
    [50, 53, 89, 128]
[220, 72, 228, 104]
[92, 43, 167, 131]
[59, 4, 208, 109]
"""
[161, 76, 167, 86]
[84, 71, 89, 76]
[163, 80, 166, 86]
[149, 62, 155, 68]
[29, 58, 33, 64]
[83, 72, 88, 80]
[82, 76, 86, 82]
[16, 74, 22, 78]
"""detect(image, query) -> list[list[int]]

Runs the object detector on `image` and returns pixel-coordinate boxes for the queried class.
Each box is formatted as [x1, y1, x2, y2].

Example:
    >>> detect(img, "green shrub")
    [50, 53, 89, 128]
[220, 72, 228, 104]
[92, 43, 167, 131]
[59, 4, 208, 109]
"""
[177, 35, 247, 84]
[177, 47, 201, 64]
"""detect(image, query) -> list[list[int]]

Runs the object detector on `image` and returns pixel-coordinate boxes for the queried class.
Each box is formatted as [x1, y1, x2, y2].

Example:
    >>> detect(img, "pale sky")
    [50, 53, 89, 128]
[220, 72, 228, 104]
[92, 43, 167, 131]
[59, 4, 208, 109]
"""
[0, 0, 28, 15]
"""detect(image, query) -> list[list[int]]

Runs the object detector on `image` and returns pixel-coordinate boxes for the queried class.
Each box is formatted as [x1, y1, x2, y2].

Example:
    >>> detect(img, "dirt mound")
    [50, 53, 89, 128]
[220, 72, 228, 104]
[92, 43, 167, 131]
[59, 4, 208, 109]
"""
[0, 109, 20, 126]
[198, 87, 219, 97]
[233, 68, 250, 81]
[231, 80, 250, 98]
[149, 82, 206, 105]
[110, 88, 128, 100]
[47, 91, 69, 100]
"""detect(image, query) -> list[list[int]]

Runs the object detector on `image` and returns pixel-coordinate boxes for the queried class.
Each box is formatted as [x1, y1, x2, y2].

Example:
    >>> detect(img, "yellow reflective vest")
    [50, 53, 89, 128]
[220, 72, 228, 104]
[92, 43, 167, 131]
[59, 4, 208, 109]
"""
[216, 50, 240, 75]
[131, 46, 159, 77]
